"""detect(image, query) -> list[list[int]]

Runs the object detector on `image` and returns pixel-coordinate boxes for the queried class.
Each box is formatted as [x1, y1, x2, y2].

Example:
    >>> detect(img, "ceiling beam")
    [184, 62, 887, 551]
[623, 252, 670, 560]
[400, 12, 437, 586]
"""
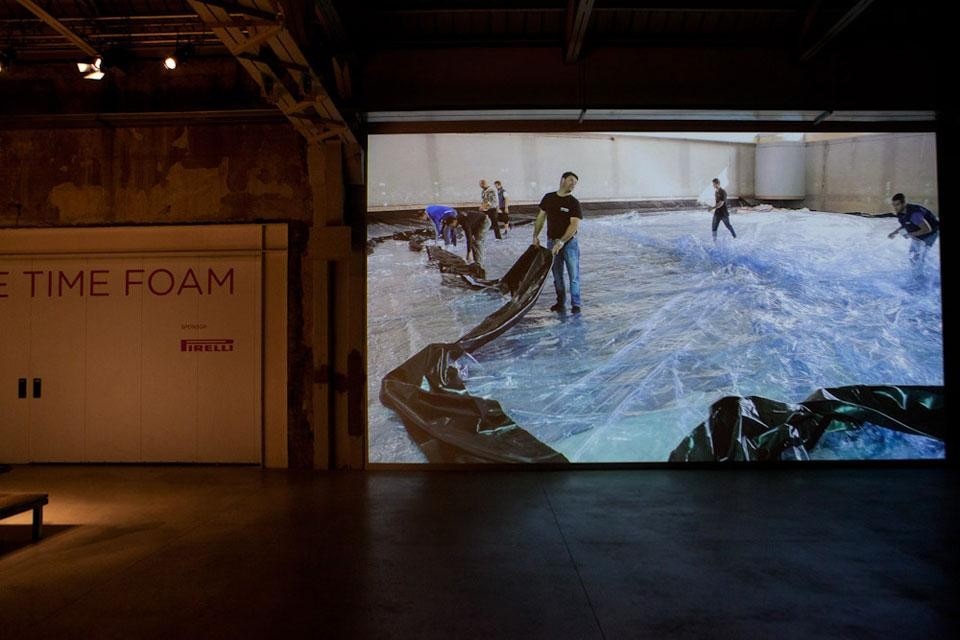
[312, 0, 357, 101]
[192, 0, 280, 24]
[596, 5, 798, 12]
[313, 0, 350, 52]
[565, 0, 595, 63]
[801, 0, 875, 61]
[797, 0, 821, 43]
[187, 0, 362, 179]
[0, 109, 287, 130]
[15, 0, 99, 57]
[227, 24, 285, 55]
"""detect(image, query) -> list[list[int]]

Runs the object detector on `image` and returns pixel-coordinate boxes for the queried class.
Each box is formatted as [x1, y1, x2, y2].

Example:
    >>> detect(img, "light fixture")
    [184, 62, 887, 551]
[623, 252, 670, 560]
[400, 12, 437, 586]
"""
[162, 45, 193, 71]
[77, 56, 104, 80]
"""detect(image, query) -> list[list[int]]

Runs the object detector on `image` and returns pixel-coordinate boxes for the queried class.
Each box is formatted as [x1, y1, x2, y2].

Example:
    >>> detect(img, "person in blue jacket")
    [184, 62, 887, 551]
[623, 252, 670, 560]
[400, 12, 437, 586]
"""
[887, 193, 939, 265]
[423, 204, 459, 246]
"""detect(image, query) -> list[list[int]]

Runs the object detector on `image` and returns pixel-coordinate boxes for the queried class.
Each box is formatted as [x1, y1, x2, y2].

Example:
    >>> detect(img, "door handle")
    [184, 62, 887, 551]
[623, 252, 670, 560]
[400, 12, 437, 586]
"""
[18, 378, 27, 399]
[32, 378, 41, 399]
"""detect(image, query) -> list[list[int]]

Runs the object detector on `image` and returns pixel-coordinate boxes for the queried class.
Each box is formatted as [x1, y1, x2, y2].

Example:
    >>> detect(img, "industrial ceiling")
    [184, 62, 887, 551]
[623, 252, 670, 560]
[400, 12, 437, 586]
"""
[0, 1, 949, 133]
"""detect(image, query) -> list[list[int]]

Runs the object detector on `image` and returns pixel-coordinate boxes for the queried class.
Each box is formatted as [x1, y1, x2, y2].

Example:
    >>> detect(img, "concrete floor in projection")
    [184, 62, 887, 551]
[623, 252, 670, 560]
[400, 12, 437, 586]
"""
[1, 466, 958, 639]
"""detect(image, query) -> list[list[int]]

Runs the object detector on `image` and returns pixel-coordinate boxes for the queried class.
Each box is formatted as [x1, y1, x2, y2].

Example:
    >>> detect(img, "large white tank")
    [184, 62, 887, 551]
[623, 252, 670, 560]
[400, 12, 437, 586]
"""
[755, 140, 806, 200]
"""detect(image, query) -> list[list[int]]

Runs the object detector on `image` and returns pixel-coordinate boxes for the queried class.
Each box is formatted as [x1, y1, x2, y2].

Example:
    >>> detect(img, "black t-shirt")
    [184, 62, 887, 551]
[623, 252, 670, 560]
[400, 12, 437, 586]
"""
[539, 191, 583, 239]
[715, 187, 729, 216]
[458, 210, 487, 236]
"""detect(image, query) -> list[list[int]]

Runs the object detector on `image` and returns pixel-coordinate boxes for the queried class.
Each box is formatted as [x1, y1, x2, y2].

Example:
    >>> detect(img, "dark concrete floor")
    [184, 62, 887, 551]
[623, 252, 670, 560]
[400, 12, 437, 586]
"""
[0, 466, 957, 639]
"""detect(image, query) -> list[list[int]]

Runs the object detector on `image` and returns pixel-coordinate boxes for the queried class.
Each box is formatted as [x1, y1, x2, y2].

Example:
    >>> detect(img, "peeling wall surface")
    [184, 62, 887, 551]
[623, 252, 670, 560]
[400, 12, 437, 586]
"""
[804, 132, 939, 214]
[368, 133, 755, 209]
[0, 124, 311, 226]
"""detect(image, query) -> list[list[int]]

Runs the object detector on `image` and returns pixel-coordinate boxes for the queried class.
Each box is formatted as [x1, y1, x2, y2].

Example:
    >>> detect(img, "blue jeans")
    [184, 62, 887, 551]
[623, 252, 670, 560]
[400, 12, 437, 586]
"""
[440, 223, 458, 246]
[712, 211, 736, 238]
[910, 231, 938, 265]
[547, 236, 581, 307]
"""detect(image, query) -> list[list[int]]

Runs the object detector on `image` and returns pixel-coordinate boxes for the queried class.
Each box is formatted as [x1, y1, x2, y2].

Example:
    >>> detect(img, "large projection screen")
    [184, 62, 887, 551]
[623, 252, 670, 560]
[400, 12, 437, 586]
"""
[366, 131, 943, 464]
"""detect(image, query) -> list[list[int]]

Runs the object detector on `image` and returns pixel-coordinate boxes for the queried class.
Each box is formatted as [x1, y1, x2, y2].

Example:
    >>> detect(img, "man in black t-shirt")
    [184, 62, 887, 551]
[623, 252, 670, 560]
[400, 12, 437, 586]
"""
[533, 171, 583, 312]
[709, 178, 736, 241]
[449, 209, 489, 272]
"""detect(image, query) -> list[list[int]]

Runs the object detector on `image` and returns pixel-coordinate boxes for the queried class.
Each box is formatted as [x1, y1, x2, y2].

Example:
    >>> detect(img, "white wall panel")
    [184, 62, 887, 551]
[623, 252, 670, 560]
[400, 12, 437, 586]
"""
[196, 256, 262, 463]
[28, 258, 87, 462]
[85, 258, 143, 462]
[0, 259, 33, 463]
[140, 259, 201, 462]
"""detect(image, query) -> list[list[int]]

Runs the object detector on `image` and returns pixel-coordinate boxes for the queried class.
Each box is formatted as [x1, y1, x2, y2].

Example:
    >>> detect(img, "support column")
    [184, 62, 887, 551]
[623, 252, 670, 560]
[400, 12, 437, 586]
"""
[306, 139, 364, 469]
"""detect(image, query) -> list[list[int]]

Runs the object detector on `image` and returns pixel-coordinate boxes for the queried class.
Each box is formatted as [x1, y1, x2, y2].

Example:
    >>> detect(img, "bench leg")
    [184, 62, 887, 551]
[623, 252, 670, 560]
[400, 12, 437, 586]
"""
[32, 506, 43, 541]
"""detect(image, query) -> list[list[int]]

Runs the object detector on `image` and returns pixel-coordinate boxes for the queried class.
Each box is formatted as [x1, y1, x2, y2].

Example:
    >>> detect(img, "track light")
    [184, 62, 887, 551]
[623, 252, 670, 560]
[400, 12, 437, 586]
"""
[77, 56, 104, 80]
[162, 45, 193, 71]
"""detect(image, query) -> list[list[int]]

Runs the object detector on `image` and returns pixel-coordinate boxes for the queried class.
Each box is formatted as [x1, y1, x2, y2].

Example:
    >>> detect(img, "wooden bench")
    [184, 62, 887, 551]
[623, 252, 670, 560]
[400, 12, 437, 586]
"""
[0, 494, 49, 541]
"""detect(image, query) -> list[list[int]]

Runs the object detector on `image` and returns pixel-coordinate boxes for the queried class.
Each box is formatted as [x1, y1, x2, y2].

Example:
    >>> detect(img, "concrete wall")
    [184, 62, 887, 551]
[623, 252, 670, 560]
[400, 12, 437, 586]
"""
[0, 125, 311, 226]
[804, 132, 939, 214]
[368, 133, 755, 209]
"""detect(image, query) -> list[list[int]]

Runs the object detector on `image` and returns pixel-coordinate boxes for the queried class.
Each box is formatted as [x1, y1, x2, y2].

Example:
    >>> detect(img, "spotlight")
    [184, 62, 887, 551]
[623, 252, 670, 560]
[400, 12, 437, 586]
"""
[162, 45, 193, 71]
[77, 56, 104, 80]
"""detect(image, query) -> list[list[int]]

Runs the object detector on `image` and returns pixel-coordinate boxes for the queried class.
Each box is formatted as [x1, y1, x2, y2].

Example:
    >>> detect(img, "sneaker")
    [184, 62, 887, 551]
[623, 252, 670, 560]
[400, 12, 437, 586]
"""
[550, 303, 564, 312]
[571, 305, 581, 313]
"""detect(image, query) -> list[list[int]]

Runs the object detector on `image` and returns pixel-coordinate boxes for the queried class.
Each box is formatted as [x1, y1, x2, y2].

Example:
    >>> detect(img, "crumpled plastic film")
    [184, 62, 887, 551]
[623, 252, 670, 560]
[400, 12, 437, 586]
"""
[379, 245, 569, 463]
[669, 385, 944, 461]
[370, 210, 943, 463]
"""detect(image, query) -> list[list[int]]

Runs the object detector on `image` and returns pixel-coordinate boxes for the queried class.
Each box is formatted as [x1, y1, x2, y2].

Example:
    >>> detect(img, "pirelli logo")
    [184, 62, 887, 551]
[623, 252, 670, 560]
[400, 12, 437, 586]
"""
[181, 339, 235, 353]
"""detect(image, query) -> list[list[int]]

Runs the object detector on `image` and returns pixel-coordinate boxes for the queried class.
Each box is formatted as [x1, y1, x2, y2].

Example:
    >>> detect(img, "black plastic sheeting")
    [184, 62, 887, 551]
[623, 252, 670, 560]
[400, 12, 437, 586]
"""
[426, 245, 487, 281]
[367, 228, 436, 255]
[380, 244, 569, 463]
[669, 385, 945, 462]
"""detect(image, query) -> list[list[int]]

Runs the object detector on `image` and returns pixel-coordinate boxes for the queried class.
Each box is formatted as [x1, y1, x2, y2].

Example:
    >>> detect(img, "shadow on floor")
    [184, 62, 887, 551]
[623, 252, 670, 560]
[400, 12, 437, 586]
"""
[0, 524, 76, 557]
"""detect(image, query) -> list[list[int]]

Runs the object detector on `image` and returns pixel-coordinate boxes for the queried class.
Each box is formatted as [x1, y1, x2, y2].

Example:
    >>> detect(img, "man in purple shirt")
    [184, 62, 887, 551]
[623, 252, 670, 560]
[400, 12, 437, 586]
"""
[887, 193, 939, 265]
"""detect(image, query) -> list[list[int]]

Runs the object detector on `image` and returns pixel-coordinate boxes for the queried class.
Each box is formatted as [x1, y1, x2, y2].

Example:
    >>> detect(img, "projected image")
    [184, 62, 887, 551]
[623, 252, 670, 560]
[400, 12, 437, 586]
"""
[366, 132, 944, 463]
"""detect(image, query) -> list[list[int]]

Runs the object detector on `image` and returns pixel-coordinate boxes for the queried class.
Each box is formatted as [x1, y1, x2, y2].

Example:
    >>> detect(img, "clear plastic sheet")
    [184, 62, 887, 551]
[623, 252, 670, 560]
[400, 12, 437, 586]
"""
[367, 210, 943, 463]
